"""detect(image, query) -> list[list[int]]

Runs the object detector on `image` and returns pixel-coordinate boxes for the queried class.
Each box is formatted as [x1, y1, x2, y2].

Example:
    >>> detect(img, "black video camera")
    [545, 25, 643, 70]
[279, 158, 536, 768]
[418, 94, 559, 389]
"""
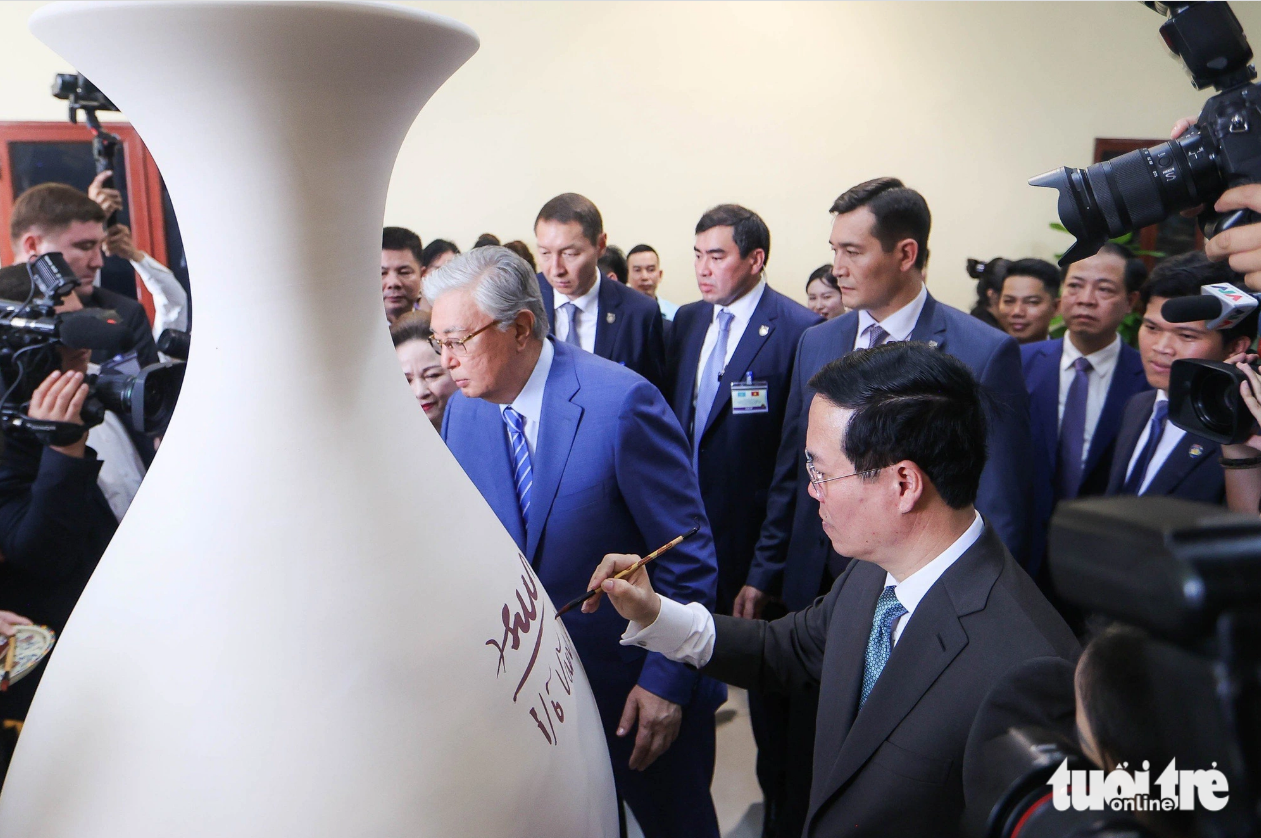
[1033, 2, 1261, 266]
[51, 72, 123, 226]
[0, 257, 183, 447]
[969, 497, 1261, 838]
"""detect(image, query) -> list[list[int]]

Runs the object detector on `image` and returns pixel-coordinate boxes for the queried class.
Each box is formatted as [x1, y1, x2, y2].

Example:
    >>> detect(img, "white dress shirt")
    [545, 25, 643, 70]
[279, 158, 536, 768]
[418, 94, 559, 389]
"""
[1124, 390, 1186, 494]
[498, 339, 555, 458]
[553, 277, 601, 353]
[95, 253, 190, 339]
[853, 283, 928, 351]
[87, 409, 147, 521]
[1058, 335, 1122, 467]
[693, 279, 767, 402]
[621, 510, 985, 666]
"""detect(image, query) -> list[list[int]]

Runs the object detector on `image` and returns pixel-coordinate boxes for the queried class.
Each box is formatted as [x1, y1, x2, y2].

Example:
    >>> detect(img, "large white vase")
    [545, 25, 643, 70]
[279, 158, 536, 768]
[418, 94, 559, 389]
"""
[0, 3, 618, 836]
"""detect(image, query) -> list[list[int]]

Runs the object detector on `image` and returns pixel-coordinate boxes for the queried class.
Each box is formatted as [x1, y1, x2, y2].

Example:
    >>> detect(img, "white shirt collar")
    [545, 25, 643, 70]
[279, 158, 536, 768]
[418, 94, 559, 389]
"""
[857, 283, 928, 343]
[711, 278, 766, 324]
[560, 275, 601, 315]
[884, 510, 984, 617]
[499, 338, 555, 455]
[1061, 333, 1122, 377]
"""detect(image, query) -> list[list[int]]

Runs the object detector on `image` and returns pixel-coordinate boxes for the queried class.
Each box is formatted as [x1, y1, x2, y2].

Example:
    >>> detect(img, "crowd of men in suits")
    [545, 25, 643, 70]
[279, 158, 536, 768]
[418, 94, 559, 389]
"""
[377, 177, 1261, 838]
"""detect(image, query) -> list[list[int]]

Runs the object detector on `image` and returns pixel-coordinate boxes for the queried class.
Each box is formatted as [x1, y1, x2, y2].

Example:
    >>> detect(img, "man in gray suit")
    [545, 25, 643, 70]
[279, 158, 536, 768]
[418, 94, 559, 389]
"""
[583, 343, 1078, 838]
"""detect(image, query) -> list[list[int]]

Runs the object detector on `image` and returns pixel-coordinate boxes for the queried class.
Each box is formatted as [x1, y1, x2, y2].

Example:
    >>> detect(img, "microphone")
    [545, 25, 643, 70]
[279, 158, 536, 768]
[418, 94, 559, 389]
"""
[1160, 283, 1259, 330]
[58, 311, 133, 353]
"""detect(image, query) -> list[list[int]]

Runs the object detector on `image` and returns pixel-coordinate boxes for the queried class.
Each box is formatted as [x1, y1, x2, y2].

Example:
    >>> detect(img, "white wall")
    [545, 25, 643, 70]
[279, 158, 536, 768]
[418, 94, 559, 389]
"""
[2, 1, 1257, 310]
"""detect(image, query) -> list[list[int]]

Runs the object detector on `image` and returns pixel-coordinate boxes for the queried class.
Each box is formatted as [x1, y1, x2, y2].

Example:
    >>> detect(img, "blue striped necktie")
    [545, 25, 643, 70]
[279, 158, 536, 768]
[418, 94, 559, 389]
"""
[694, 309, 734, 459]
[861, 585, 907, 707]
[502, 407, 532, 527]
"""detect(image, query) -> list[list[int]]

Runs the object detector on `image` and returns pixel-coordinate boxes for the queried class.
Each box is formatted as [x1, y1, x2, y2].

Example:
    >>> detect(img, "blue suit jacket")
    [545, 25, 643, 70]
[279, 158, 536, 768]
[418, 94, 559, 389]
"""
[1021, 338, 1150, 574]
[537, 275, 668, 392]
[747, 295, 1035, 610]
[666, 287, 822, 613]
[1105, 389, 1224, 503]
[442, 340, 724, 713]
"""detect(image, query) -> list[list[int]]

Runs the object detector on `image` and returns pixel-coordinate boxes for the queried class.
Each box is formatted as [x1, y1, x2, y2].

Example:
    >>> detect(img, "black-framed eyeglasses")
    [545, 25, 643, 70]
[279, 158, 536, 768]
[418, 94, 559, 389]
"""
[805, 456, 880, 489]
[428, 320, 498, 357]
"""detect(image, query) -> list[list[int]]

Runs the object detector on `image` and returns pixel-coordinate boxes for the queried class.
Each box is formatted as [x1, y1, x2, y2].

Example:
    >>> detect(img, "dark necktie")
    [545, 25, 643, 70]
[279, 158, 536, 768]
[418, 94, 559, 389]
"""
[860, 586, 907, 707]
[1122, 400, 1169, 495]
[1057, 356, 1093, 499]
[862, 323, 890, 350]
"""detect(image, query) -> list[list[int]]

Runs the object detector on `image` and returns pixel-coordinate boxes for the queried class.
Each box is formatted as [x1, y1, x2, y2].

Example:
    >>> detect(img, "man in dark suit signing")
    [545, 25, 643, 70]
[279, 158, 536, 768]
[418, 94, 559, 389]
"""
[585, 343, 1078, 838]
[1106, 251, 1255, 504]
[534, 193, 668, 391]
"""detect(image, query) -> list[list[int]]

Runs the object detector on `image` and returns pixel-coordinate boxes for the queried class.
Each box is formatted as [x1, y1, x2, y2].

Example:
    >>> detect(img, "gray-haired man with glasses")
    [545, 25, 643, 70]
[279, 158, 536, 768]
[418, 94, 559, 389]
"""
[582, 342, 1077, 838]
[428, 246, 726, 838]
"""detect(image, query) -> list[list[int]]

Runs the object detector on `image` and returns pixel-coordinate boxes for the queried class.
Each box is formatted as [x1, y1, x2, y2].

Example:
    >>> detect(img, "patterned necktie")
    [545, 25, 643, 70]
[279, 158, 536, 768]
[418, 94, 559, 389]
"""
[560, 302, 582, 347]
[1057, 356, 1094, 499]
[502, 407, 533, 527]
[862, 322, 890, 350]
[694, 309, 735, 458]
[860, 585, 907, 707]
[1123, 399, 1170, 495]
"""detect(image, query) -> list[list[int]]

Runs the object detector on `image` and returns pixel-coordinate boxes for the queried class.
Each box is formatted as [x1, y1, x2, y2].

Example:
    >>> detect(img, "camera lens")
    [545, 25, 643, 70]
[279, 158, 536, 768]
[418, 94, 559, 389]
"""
[1191, 366, 1240, 438]
[1030, 130, 1222, 265]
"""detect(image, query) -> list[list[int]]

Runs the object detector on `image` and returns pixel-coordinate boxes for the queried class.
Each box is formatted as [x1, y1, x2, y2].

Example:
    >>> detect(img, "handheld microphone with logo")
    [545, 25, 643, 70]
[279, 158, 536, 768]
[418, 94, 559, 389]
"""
[1160, 282, 1260, 329]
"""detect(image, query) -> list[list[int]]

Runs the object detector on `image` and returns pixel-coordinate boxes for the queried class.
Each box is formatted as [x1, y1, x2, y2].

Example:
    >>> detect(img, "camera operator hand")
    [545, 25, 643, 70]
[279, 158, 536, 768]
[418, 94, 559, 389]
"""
[87, 170, 123, 218]
[1220, 352, 1261, 515]
[27, 370, 89, 459]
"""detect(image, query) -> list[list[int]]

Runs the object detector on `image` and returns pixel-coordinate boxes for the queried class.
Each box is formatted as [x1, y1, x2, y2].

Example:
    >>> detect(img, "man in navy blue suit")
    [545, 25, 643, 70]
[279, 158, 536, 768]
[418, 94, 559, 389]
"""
[429, 247, 724, 838]
[1107, 252, 1254, 504]
[1020, 248, 1149, 576]
[665, 205, 820, 836]
[533, 193, 668, 391]
[736, 178, 1034, 838]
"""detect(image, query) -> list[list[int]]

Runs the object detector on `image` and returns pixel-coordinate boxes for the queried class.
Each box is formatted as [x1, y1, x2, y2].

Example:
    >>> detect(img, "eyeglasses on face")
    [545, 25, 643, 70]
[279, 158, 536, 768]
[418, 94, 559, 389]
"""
[805, 457, 880, 489]
[428, 320, 499, 356]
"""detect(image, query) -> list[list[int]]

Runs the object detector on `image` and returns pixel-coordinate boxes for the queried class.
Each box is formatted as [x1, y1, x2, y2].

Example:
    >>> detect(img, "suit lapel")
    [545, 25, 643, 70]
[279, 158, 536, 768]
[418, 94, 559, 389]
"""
[536, 275, 557, 333]
[465, 398, 526, 551]
[1111, 390, 1156, 491]
[1026, 341, 1062, 473]
[1143, 433, 1215, 497]
[593, 279, 623, 358]
[526, 345, 583, 562]
[907, 293, 948, 352]
[834, 313, 859, 359]
[699, 289, 779, 441]
[675, 304, 713, 435]
[1084, 348, 1144, 478]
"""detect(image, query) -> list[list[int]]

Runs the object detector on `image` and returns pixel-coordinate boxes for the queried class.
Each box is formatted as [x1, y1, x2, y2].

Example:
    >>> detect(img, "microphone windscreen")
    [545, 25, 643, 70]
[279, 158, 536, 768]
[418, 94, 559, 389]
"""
[59, 312, 133, 353]
[1161, 295, 1224, 324]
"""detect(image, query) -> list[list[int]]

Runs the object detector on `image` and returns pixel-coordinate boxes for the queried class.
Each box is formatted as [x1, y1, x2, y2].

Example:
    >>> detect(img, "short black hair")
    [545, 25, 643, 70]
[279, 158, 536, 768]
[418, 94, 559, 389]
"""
[599, 244, 628, 284]
[473, 233, 500, 249]
[1002, 258, 1061, 298]
[535, 193, 603, 245]
[627, 244, 658, 260]
[830, 177, 931, 271]
[419, 238, 460, 269]
[1072, 242, 1148, 294]
[382, 226, 424, 265]
[695, 204, 770, 268]
[1141, 250, 1258, 345]
[806, 263, 838, 294]
[808, 342, 986, 508]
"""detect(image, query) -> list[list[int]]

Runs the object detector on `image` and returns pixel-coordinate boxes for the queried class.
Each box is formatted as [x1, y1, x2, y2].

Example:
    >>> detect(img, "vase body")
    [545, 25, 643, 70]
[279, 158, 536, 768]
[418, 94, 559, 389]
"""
[0, 3, 618, 836]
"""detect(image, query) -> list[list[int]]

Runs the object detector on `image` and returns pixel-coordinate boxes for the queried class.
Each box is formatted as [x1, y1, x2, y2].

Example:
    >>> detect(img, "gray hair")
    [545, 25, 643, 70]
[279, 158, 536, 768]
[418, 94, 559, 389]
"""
[422, 246, 549, 341]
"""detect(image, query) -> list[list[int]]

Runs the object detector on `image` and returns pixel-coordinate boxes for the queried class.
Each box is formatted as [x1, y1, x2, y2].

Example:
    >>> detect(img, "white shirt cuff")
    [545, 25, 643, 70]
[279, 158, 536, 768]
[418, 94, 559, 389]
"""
[619, 595, 716, 668]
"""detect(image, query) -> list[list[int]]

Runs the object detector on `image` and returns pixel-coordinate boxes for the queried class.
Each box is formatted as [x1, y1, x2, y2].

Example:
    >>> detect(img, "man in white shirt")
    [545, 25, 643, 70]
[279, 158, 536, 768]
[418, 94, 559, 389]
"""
[1106, 251, 1253, 503]
[583, 342, 1077, 838]
[533, 194, 667, 390]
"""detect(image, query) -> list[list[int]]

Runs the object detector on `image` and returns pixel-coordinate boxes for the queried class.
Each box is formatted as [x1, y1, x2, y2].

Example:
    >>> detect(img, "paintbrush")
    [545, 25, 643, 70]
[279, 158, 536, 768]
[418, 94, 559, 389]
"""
[555, 525, 700, 618]
[1, 632, 15, 693]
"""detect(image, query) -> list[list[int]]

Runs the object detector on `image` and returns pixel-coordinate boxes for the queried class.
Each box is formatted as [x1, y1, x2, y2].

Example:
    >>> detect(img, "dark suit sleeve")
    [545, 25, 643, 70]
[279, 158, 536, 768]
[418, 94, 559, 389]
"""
[615, 379, 719, 705]
[744, 329, 809, 594]
[0, 447, 106, 581]
[975, 336, 1034, 566]
[701, 571, 844, 694]
[124, 303, 160, 368]
[642, 306, 668, 394]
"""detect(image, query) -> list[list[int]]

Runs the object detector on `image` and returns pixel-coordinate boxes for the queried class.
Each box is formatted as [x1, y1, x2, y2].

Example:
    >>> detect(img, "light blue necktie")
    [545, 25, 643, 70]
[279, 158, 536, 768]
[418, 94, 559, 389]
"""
[860, 585, 907, 707]
[560, 302, 582, 347]
[693, 309, 734, 458]
[502, 407, 533, 528]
